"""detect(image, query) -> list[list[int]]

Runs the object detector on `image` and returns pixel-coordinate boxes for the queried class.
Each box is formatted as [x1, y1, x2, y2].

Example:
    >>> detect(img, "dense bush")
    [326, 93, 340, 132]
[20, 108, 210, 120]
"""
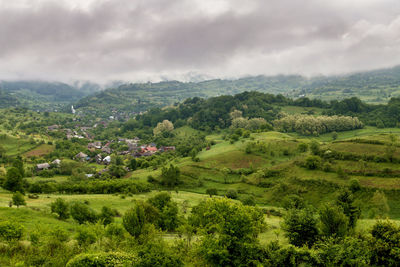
[3, 167, 24, 192]
[28, 180, 151, 194]
[66, 252, 136, 267]
[12, 191, 26, 207]
[205, 188, 218, 197]
[70, 202, 98, 224]
[314, 237, 371, 266]
[190, 198, 266, 266]
[136, 241, 183, 267]
[160, 164, 181, 187]
[0, 221, 24, 241]
[50, 198, 70, 220]
[282, 208, 319, 247]
[225, 189, 238, 199]
[304, 155, 322, 170]
[123, 204, 147, 238]
[319, 205, 348, 238]
[369, 220, 400, 266]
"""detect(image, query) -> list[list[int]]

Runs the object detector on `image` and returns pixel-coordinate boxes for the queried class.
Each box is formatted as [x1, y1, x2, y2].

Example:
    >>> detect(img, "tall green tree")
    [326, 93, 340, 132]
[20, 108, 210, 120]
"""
[12, 191, 26, 208]
[190, 198, 266, 266]
[50, 198, 70, 220]
[70, 202, 98, 224]
[0, 221, 24, 241]
[161, 164, 180, 187]
[336, 190, 360, 229]
[129, 158, 138, 171]
[12, 158, 24, 177]
[123, 204, 146, 238]
[370, 220, 400, 266]
[319, 205, 348, 238]
[282, 208, 319, 247]
[99, 206, 115, 226]
[4, 167, 24, 192]
[147, 193, 180, 231]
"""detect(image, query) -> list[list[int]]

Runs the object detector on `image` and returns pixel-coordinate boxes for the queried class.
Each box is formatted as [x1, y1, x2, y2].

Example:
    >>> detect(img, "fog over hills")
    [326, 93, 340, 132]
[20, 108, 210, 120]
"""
[2, 64, 400, 112]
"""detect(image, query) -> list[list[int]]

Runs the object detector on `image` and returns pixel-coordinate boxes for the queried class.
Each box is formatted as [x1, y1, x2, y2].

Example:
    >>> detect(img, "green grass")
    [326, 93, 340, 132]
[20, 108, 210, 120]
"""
[173, 126, 203, 137]
[307, 126, 400, 142]
[125, 128, 400, 219]
[3, 125, 400, 248]
[280, 105, 324, 115]
[23, 144, 54, 158]
[0, 134, 37, 156]
[25, 175, 71, 183]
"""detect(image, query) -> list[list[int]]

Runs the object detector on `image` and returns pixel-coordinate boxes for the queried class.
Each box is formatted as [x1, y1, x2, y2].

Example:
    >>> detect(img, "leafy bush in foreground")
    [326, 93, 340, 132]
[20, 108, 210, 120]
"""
[66, 252, 136, 267]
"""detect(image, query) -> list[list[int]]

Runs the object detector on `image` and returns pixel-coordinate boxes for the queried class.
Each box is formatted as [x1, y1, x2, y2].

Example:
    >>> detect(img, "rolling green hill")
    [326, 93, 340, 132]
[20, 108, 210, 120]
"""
[75, 65, 400, 116]
[3, 65, 400, 115]
[0, 80, 101, 111]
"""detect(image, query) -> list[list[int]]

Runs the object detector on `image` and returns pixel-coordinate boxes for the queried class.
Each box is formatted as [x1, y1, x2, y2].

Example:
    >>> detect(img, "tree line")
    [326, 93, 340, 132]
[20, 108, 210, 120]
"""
[274, 114, 363, 135]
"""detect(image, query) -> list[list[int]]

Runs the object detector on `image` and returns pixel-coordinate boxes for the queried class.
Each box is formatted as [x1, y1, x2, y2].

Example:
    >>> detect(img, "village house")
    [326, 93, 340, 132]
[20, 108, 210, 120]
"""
[127, 142, 138, 152]
[36, 163, 51, 171]
[159, 146, 176, 152]
[88, 141, 102, 150]
[140, 145, 158, 155]
[75, 152, 89, 161]
[95, 154, 102, 164]
[102, 146, 112, 154]
[103, 156, 111, 165]
[101, 142, 112, 154]
[52, 159, 61, 166]
[47, 125, 59, 131]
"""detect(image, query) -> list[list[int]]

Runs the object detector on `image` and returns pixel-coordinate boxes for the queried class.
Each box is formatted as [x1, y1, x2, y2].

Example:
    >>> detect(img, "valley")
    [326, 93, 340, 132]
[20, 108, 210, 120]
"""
[1, 90, 400, 265]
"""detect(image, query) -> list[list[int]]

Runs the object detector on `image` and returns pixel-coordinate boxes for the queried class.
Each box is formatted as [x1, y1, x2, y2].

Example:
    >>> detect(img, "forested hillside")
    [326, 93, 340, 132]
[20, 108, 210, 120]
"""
[135, 92, 400, 132]
[2, 65, 400, 115]
[0, 89, 19, 108]
[0, 81, 101, 111]
[75, 65, 400, 117]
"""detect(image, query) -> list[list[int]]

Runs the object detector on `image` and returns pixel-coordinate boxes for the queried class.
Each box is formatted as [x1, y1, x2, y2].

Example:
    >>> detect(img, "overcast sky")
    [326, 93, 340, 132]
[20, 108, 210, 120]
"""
[1, 0, 400, 83]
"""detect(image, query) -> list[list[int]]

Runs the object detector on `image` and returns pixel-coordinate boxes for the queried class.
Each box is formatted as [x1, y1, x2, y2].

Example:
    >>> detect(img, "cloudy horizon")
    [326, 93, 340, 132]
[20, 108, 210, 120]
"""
[1, 0, 400, 84]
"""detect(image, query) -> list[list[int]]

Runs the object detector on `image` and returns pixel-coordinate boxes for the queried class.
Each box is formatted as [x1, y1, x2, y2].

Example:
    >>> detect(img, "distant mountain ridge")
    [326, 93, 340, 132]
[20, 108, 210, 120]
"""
[0, 80, 102, 110]
[2, 65, 400, 113]
[74, 65, 400, 116]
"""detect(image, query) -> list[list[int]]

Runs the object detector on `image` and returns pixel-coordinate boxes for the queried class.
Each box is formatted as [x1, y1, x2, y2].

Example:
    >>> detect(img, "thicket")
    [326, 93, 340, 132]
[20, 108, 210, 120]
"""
[0, 196, 399, 266]
[27, 179, 151, 194]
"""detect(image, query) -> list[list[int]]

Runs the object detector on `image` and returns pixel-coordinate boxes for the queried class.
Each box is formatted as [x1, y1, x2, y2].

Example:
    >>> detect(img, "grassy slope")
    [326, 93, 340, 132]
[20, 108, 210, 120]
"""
[3, 125, 400, 250]
[0, 134, 38, 156]
[138, 128, 400, 218]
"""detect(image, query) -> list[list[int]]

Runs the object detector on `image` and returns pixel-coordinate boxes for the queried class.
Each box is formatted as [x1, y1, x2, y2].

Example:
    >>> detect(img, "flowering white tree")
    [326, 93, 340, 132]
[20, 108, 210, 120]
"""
[153, 120, 174, 136]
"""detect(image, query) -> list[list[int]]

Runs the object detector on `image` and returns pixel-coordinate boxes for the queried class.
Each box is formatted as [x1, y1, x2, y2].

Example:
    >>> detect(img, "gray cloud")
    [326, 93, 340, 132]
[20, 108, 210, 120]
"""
[0, 0, 400, 83]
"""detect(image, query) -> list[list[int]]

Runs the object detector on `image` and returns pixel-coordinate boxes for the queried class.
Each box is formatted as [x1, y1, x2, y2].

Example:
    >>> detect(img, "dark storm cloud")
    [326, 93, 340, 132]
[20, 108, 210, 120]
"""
[0, 0, 400, 82]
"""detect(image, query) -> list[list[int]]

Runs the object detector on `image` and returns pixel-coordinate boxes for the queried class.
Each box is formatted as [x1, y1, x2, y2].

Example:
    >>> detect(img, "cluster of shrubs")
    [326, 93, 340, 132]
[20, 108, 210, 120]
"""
[51, 198, 118, 225]
[245, 140, 296, 157]
[223, 128, 252, 144]
[1, 193, 400, 266]
[230, 116, 272, 131]
[28, 179, 151, 194]
[274, 192, 400, 266]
